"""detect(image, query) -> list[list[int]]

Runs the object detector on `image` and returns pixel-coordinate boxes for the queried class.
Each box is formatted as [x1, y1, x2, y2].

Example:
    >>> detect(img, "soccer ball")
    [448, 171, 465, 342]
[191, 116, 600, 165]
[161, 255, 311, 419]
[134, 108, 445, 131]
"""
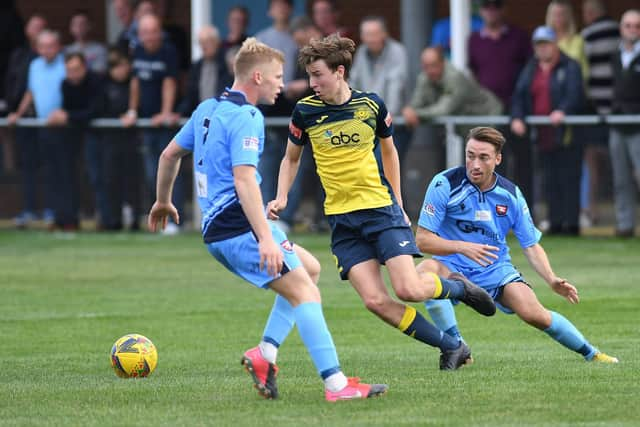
[110, 334, 158, 378]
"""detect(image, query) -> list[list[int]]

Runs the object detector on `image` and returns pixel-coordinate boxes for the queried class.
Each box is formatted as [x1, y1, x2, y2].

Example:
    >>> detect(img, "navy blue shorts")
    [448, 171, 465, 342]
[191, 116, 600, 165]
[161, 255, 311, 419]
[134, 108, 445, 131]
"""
[327, 204, 421, 280]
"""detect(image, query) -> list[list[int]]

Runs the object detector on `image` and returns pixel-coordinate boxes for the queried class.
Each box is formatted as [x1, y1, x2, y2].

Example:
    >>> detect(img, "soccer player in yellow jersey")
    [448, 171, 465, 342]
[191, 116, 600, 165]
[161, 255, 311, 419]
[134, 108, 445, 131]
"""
[267, 34, 495, 370]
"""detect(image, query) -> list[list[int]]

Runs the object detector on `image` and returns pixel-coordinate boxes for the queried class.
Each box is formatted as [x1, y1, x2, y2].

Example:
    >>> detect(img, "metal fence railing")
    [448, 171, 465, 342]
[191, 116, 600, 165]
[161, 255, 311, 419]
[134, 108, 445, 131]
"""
[427, 114, 640, 167]
[2, 114, 638, 228]
[3, 114, 639, 169]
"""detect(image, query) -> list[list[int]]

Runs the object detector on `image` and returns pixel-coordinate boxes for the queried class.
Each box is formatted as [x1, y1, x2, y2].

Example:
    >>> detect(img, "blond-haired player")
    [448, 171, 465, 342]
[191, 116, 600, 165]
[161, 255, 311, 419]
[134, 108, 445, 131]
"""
[148, 38, 387, 401]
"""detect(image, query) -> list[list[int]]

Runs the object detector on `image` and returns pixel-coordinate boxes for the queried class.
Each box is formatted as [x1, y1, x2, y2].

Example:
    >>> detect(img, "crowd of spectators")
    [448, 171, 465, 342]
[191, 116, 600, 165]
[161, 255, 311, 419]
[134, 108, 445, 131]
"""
[0, 0, 638, 238]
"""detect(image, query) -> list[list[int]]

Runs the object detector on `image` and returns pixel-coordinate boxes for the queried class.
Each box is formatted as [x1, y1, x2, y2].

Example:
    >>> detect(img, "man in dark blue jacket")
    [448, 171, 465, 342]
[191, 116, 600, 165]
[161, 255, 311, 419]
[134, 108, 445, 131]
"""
[126, 13, 182, 234]
[47, 52, 105, 230]
[511, 26, 585, 235]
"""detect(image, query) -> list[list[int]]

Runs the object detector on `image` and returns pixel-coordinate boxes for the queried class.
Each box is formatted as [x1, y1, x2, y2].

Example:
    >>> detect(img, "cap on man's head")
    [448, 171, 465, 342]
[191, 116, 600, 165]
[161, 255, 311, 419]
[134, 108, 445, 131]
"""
[479, 0, 504, 8]
[532, 26, 556, 43]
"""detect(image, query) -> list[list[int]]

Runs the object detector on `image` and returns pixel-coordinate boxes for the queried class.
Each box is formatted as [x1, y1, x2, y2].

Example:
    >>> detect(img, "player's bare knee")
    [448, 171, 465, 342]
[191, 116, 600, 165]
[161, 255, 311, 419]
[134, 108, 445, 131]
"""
[306, 258, 321, 285]
[292, 283, 321, 305]
[307, 283, 321, 302]
[278, 268, 321, 305]
[421, 261, 452, 280]
[362, 293, 393, 315]
[416, 259, 441, 275]
[519, 309, 551, 330]
[394, 283, 427, 303]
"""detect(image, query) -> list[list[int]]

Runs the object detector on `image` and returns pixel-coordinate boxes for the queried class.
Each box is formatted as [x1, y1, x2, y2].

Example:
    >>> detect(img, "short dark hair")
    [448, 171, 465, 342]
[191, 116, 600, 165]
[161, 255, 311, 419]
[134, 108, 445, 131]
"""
[70, 9, 91, 20]
[466, 126, 506, 153]
[268, 0, 293, 7]
[64, 51, 86, 65]
[478, 0, 504, 8]
[108, 47, 130, 68]
[228, 5, 250, 24]
[298, 34, 356, 77]
[311, 0, 338, 11]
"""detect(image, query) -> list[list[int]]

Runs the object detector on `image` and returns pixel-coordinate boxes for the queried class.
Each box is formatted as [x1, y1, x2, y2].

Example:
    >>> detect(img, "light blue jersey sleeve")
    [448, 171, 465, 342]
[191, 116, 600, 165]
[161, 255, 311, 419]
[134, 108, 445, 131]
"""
[512, 186, 542, 248]
[174, 113, 196, 151]
[229, 107, 264, 168]
[418, 174, 450, 233]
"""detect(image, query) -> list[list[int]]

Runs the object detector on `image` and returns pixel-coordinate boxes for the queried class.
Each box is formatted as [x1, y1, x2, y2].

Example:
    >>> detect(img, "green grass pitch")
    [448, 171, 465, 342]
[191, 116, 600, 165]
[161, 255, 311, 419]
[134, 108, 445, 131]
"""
[1, 231, 638, 426]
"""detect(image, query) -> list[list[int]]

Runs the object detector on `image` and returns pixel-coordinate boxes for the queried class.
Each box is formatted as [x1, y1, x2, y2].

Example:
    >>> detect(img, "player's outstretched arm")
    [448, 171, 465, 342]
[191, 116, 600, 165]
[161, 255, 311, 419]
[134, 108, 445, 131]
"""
[267, 139, 303, 220]
[522, 243, 579, 304]
[234, 165, 283, 277]
[415, 227, 499, 266]
[148, 140, 190, 231]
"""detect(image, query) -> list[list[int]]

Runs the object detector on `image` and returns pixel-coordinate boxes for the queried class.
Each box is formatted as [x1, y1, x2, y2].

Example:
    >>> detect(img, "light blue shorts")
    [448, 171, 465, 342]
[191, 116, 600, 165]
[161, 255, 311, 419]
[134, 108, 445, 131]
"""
[206, 223, 302, 289]
[436, 258, 529, 314]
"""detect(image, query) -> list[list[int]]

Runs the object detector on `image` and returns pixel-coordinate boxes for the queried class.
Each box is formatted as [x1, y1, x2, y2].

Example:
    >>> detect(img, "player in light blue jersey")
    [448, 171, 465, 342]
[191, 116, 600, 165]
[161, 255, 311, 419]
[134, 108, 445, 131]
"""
[147, 38, 388, 401]
[415, 127, 618, 365]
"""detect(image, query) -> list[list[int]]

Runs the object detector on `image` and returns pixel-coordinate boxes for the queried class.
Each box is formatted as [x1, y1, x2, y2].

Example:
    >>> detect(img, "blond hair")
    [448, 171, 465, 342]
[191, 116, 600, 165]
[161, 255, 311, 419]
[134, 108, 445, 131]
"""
[546, 0, 577, 37]
[233, 37, 285, 80]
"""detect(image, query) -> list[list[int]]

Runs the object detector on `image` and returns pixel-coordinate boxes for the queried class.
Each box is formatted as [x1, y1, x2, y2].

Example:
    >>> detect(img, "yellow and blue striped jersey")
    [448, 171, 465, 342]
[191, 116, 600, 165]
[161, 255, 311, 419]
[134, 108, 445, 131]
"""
[288, 90, 394, 215]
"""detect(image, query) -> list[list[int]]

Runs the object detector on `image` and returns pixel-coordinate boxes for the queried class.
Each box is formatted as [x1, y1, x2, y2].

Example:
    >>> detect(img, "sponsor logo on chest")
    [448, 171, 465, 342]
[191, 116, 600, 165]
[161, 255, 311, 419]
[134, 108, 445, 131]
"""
[474, 210, 492, 221]
[324, 129, 360, 145]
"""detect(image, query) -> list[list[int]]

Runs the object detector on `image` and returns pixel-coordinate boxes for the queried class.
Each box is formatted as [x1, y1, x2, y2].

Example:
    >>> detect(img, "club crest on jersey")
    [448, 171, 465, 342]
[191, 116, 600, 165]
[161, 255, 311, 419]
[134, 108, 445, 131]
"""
[280, 239, 293, 252]
[475, 210, 492, 221]
[423, 203, 436, 216]
[496, 205, 508, 216]
[242, 136, 259, 151]
[354, 108, 370, 121]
